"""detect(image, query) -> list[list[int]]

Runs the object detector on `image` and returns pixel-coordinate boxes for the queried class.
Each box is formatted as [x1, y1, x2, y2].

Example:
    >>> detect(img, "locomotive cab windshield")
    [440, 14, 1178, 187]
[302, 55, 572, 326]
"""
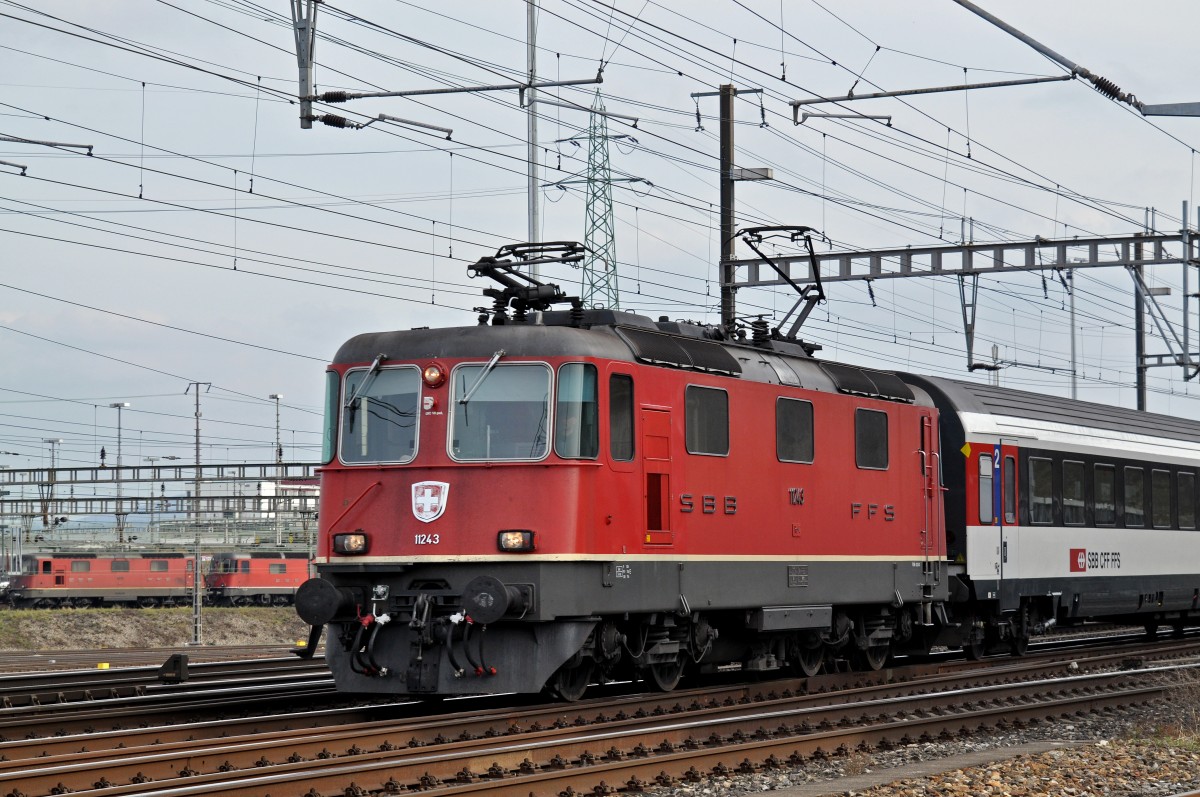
[450, 362, 550, 460]
[340, 366, 419, 464]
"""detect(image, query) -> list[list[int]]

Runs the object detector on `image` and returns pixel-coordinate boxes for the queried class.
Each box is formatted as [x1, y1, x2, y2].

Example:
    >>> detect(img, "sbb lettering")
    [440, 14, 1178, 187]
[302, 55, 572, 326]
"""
[679, 494, 737, 515]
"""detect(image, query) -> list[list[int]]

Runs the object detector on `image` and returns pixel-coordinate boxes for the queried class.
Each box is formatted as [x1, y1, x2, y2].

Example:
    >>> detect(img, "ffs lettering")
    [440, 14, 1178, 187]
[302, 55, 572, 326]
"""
[850, 502, 895, 521]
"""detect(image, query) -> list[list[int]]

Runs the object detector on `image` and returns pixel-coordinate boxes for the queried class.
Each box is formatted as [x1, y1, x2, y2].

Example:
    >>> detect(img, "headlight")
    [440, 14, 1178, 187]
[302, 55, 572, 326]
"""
[497, 530, 536, 552]
[333, 531, 369, 554]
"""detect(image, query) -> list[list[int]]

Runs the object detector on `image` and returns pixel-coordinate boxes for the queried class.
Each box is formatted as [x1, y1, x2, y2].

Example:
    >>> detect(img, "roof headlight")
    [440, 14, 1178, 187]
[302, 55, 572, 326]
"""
[422, 363, 446, 387]
[497, 530, 536, 552]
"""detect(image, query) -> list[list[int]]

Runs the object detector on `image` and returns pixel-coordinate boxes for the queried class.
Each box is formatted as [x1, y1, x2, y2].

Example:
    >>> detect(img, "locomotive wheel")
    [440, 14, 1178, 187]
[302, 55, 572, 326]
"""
[549, 660, 593, 702]
[648, 657, 685, 691]
[138, 597, 158, 608]
[855, 643, 890, 671]
[797, 643, 824, 677]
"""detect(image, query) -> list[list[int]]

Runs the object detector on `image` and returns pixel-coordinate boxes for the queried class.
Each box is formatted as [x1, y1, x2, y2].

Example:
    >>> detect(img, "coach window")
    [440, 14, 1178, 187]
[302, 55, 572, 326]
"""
[71, 560, 90, 573]
[150, 560, 169, 572]
[1124, 467, 1145, 527]
[685, 385, 729, 455]
[1003, 455, 1016, 523]
[450, 363, 552, 461]
[1152, 469, 1172, 528]
[609, 374, 635, 461]
[341, 366, 420, 464]
[777, 398, 815, 463]
[1179, 472, 1197, 530]
[1062, 460, 1085, 526]
[978, 454, 994, 523]
[555, 363, 599, 459]
[111, 559, 130, 573]
[855, 408, 889, 469]
[1028, 456, 1054, 524]
[1094, 464, 1116, 526]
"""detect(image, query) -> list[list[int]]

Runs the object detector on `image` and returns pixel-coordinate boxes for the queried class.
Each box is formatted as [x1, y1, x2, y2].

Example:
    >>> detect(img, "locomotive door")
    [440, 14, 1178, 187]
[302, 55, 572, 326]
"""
[919, 414, 944, 571]
[641, 408, 673, 546]
[997, 440, 1019, 579]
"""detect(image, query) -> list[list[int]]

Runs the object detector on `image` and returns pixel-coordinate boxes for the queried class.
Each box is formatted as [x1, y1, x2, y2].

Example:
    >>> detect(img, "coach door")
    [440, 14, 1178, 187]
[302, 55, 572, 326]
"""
[998, 440, 1019, 579]
[641, 407, 673, 546]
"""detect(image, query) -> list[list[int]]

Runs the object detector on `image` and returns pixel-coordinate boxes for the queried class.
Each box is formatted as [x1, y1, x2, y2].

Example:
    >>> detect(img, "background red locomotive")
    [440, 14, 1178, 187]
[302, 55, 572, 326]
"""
[205, 551, 313, 606]
[3, 550, 312, 609]
[296, 242, 1200, 700]
[4, 552, 196, 608]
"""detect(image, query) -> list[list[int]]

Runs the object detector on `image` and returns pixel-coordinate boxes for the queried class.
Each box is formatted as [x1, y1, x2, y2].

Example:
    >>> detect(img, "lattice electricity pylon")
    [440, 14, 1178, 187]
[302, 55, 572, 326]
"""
[582, 93, 619, 309]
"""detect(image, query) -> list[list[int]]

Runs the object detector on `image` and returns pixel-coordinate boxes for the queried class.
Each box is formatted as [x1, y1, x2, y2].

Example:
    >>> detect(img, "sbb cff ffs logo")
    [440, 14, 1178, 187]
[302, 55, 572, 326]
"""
[1069, 548, 1121, 572]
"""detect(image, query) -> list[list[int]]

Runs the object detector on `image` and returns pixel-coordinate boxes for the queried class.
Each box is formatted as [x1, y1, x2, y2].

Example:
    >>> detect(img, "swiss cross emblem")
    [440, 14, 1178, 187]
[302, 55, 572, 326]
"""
[412, 481, 450, 523]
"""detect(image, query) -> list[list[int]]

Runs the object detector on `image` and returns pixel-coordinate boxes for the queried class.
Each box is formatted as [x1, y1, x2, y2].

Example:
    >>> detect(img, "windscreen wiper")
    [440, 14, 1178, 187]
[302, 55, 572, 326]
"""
[344, 354, 388, 429]
[458, 350, 505, 405]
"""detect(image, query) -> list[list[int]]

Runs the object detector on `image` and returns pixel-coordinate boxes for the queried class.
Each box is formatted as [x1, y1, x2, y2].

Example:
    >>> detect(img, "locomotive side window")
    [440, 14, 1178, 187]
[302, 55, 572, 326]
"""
[150, 560, 169, 572]
[1003, 455, 1016, 523]
[1062, 460, 1085, 526]
[555, 363, 599, 459]
[609, 374, 635, 461]
[685, 385, 729, 456]
[322, 370, 339, 465]
[1094, 465, 1116, 526]
[1124, 467, 1145, 527]
[341, 366, 419, 464]
[1028, 457, 1053, 524]
[240, 560, 251, 574]
[1179, 472, 1197, 530]
[854, 408, 888, 470]
[111, 559, 130, 572]
[269, 563, 287, 574]
[777, 398, 815, 463]
[1151, 469, 1172, 528]
[450, 363, 551, 461]
[71, 560, 90, 573]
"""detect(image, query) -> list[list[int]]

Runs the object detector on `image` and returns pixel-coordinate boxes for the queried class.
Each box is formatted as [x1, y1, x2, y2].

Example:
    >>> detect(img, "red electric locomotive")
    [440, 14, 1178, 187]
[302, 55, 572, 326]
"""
[296, 243, 951, 699]
[5, 552, 195, 608]
[205, 551, 313, 606]
[296, 242, 1200, 699]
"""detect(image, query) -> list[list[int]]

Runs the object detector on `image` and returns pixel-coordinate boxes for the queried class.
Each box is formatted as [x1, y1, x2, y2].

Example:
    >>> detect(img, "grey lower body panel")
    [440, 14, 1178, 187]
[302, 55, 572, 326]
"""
[971, 574, 1200, 617]
[315, 557, 946, 695]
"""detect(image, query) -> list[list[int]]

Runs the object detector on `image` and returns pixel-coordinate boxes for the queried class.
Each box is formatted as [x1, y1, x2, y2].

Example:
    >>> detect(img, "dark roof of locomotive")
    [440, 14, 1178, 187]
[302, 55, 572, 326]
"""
[333, 310, 934, 405]
[905, 373, 1200, 443]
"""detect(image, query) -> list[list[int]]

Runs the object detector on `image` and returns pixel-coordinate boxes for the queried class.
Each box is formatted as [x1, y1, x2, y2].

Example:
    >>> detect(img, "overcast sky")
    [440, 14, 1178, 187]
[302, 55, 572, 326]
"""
[4, 0, 1200, 474]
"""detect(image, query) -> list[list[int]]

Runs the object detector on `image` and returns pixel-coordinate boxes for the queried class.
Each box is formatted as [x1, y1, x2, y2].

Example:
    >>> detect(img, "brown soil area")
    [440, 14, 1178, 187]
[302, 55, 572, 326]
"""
[0, 607, 310, 650]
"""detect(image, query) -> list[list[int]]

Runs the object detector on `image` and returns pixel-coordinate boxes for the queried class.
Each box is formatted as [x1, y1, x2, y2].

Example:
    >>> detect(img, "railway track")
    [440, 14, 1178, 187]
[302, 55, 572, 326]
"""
[0, 644, 304, 673]
[0, 637, 1196, 797]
